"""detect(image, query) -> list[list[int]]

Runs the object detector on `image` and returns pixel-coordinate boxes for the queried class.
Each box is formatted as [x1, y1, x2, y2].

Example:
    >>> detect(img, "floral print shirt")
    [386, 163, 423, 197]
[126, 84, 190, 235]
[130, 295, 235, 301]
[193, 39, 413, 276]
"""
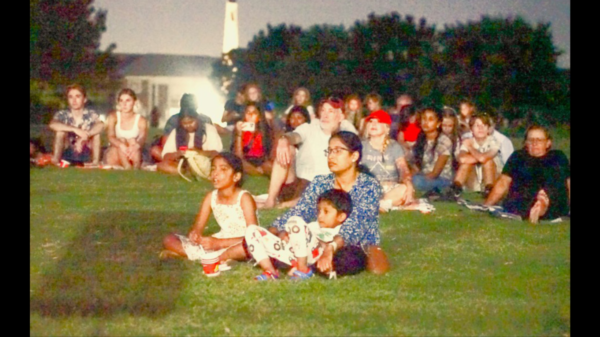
[52, 108, 100, 145]
[272, 173, 382, 247]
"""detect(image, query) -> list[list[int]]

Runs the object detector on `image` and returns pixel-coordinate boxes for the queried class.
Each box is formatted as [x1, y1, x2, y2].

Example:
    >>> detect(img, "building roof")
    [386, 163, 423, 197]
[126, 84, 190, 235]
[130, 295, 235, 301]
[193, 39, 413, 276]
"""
[115, 53, 219, 77]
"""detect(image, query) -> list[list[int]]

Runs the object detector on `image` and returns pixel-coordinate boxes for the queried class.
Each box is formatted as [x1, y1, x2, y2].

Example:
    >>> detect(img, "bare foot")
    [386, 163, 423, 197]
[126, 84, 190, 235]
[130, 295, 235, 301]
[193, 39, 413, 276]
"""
[529, 201, 542, 224]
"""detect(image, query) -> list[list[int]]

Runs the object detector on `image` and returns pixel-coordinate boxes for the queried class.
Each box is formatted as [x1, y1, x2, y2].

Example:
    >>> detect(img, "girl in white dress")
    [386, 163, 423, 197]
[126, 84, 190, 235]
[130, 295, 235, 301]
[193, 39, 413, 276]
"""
[161, 153, 259, 276]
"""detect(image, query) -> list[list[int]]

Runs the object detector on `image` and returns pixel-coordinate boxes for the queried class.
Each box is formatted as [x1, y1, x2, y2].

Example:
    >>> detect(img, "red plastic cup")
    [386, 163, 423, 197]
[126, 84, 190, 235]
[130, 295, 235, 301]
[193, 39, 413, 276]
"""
[59, 159, 70, 168]
[200, 251, 221, 277]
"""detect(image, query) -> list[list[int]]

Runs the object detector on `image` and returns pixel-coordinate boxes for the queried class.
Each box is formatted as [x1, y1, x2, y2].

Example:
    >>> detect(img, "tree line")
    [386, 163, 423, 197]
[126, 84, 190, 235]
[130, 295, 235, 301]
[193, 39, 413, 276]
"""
[30, 0, 120, 124]
[214, 12, 570, 125]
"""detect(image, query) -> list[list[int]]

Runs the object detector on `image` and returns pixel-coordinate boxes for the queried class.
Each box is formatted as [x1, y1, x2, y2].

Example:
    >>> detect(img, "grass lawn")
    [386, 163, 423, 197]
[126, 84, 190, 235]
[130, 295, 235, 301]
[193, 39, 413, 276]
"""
[30, 126, 570, 336]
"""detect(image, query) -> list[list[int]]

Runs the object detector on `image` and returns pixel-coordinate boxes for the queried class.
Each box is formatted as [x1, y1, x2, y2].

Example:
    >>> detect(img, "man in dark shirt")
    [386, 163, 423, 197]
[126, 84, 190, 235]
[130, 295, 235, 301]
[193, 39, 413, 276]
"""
[484, 125, 570, 223]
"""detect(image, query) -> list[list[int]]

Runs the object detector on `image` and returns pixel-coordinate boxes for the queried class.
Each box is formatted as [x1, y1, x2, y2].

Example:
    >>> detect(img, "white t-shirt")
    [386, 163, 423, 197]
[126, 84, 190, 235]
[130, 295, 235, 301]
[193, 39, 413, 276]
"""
[463, 129, 514, 165]
[161, 123, 223, 158]
[293, 119, 357, 181]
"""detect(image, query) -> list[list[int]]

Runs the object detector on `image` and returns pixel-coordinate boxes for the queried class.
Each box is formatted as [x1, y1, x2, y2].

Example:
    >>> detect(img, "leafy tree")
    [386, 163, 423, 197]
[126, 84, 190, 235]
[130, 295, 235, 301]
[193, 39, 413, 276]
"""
[438, 16, 562, 121]
[213, 12, 568, 124]
[30, 0, 119, 123]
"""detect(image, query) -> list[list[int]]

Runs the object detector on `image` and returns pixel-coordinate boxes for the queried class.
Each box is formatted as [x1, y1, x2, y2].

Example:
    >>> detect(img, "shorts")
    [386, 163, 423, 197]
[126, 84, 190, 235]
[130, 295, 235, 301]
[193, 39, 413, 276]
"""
[278, 178, 310, 202]
[63, 145, 91, 164]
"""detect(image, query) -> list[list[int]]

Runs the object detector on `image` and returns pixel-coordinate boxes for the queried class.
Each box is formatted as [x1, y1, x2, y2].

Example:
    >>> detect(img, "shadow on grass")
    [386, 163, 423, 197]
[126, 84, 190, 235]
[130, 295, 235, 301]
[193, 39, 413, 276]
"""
[31, 210, 193, 318]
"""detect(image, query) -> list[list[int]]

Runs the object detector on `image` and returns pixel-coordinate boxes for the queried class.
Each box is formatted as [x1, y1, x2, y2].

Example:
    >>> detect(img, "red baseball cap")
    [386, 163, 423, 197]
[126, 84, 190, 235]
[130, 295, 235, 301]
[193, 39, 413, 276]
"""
[364, 110, 392, 125]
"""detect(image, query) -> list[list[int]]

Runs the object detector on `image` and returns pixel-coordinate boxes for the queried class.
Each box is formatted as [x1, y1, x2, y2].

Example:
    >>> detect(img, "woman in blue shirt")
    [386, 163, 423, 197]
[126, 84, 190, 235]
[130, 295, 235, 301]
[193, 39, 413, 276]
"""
[269, 131, 389, 276]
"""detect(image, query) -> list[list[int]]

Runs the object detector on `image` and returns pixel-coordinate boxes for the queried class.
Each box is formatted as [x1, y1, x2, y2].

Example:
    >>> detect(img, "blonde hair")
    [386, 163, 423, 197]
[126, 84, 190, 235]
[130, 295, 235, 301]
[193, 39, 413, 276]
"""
[291, 87, 312, 106]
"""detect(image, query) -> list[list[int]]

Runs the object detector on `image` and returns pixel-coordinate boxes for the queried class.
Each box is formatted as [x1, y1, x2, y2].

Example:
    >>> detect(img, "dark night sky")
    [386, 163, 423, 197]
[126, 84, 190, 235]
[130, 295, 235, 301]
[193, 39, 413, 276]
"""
[94, 0, 570, 68]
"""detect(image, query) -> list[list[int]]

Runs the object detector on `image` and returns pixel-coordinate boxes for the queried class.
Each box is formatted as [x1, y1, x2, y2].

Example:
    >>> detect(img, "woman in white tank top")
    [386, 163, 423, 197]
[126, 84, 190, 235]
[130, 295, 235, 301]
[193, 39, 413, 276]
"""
[104, 88, 148, 169]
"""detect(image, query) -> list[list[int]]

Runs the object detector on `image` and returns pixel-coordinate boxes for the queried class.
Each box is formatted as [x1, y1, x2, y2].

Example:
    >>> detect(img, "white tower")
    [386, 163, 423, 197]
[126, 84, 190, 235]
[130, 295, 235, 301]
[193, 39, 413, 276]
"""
[222, 0, 239, 55]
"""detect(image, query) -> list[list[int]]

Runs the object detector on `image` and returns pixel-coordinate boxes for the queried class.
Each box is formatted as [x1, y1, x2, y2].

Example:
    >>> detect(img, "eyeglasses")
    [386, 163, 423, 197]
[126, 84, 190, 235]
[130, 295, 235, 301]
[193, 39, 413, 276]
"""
[525, 138, 547, 144]
[324, 147, 351, 157]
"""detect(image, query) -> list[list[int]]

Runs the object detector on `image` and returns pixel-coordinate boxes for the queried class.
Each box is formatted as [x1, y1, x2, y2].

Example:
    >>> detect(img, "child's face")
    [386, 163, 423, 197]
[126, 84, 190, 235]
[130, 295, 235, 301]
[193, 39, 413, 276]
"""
[367, 119, 388, 137]
[420, 110, 440, 133]
[210, 157, 240, 189]
[294, 90, 307, 105]
[441, 117, 455, 136]
[244, 106, 260, 124]
[460, 103, 474, 118]
[366, 99, 379, 112]
[288, 111, 307, 130]
[348, 99, 360, 111]
[317, 200, 346, 229]
[470, 118, 489, 140]
[247, 87, 260, 102]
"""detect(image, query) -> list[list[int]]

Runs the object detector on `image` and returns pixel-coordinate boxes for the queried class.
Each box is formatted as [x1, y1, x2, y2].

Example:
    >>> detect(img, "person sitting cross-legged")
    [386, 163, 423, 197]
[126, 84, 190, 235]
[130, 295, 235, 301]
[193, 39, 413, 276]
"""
[49, 84, 104, 166]
[483, 125, 570, 224]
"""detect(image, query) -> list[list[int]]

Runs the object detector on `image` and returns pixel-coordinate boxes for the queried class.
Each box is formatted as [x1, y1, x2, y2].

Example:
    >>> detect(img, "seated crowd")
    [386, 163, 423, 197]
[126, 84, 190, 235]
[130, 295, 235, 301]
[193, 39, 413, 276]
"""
[35, 83, 570, 280]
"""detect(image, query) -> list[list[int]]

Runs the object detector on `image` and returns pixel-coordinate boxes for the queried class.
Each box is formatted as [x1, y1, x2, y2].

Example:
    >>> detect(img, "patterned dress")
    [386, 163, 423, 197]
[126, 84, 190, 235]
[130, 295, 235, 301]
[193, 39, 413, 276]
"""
[272, 173, 382, 247]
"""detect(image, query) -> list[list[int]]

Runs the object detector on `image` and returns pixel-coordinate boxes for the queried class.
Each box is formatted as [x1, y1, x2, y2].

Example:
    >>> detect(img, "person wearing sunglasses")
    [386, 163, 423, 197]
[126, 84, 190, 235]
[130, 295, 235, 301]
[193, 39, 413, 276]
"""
[483, 125, 570, 223]
[258, 97, 358, 209]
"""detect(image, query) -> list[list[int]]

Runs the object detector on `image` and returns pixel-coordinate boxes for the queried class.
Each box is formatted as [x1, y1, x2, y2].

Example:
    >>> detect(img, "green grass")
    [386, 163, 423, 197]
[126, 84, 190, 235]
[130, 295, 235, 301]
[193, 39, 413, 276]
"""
[30, 127, 570, 336]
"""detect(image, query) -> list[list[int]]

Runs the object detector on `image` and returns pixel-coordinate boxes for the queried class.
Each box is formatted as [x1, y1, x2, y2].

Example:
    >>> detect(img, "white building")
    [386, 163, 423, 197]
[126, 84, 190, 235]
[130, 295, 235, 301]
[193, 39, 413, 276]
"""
[115, 53, 225, 128]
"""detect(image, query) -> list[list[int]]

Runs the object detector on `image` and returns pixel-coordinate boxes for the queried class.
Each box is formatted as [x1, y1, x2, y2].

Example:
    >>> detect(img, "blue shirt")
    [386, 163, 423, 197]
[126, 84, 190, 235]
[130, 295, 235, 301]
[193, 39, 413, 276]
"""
[272, 173, 382, 247]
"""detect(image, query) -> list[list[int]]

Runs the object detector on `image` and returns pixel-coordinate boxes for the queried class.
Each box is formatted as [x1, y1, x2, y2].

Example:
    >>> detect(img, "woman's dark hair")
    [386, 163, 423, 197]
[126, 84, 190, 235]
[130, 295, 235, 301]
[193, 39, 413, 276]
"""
[413, 107, 442, 171]
[233, 102, 273, 155]
[212, 152, 245, 187]
[329, 130, 373, 175]
[318, 189, 353, 217]
[175, 94, 206, 150]
[285, 105, 310, 132]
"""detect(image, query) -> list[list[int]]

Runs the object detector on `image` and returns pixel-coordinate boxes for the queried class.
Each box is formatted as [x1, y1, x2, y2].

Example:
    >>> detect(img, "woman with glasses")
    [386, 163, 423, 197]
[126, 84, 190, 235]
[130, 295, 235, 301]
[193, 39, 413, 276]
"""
[266, 131, 389, 276]
[483, 125, 570, 223]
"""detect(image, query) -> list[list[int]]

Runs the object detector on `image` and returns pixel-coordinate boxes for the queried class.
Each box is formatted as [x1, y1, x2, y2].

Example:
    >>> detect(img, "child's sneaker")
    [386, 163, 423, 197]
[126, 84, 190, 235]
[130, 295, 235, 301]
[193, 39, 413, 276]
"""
[255, 270, 279, 281]
[289, 268, 314, 280]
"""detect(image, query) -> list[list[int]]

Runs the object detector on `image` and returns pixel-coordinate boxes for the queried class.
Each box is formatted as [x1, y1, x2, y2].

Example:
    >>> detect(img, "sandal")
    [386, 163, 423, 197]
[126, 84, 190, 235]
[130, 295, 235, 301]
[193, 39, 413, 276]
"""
[255, 270, 279, 281]
[289, 268, 314, 280]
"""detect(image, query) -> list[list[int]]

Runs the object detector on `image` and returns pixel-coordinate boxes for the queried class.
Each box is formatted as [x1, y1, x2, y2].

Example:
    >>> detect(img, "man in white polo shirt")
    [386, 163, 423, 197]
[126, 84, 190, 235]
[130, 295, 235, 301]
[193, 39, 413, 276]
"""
[260, 97, 357, 208]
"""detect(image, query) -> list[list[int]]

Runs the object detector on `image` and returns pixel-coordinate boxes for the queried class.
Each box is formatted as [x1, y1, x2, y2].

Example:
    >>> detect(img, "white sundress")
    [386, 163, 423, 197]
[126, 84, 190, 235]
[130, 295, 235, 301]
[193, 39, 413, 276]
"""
[178, 189, 252, 261]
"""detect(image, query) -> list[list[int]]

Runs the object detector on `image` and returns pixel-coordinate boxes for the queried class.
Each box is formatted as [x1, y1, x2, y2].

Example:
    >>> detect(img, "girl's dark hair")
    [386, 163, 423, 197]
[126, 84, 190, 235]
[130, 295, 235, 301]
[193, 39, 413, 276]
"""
[413, 107, 442, 170]
[175, 94, 206, 150]
[213, 152, 245, 187]
[285, 105, 310, 132]
[233, 102, 273, 155]
[399, 105, 417, 132]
